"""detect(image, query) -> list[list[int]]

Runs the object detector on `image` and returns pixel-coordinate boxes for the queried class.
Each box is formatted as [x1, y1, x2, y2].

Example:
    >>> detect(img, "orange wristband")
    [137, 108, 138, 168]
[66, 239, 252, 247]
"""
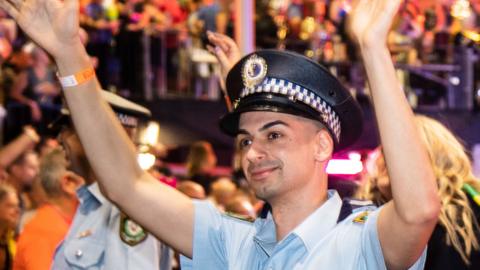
[58, 67, 96, 88]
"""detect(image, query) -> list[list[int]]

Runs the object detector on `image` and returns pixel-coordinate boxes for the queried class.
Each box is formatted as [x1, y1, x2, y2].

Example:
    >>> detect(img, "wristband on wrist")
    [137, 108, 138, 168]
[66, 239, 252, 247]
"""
[58, 67, 96, 88]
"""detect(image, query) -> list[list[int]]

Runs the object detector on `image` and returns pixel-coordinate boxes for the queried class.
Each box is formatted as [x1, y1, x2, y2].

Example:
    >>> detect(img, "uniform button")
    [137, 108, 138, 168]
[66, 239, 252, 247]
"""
[75, 249, 83, 258]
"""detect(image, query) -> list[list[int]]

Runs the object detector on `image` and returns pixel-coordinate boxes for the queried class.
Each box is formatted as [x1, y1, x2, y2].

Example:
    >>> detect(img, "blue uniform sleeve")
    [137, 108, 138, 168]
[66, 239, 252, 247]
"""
[361, 208, 427, 270]
[181, 200, 228, 269]
[180, 200, 256, 269]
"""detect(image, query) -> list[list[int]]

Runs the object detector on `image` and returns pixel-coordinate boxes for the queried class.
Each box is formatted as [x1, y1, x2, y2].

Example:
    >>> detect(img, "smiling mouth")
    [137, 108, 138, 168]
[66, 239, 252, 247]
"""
[249, 167, 278, 180]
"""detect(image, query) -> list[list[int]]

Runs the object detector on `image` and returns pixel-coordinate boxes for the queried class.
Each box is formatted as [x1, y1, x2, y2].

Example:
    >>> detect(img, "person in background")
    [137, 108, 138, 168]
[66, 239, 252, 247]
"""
[224, 194, 256, 221]
[177, 181, 206, 200]
[0, 126, 39, 182]
[357, 115, 480, 269]
[208, 177, 236, 211]
[186, 140, 217, 194]
[4, 151, 39, 212]
[0, 183, 19, 270]
[13, 148, 84, 270]
[50, 91, 172, 269]
[9, 46, 61, 127]
[81, 0, 117, 89]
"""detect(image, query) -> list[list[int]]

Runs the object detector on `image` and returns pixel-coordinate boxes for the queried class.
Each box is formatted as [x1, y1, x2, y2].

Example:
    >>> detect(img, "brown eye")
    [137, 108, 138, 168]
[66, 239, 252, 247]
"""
[238, 138, 252, 149]
[267, 132, 282, 141]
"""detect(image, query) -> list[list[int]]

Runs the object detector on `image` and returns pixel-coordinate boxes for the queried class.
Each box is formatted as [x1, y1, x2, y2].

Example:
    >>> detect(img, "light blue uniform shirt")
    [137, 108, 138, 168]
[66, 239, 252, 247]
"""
[181, 190, 426, 269]
[52, 183, 172, 270]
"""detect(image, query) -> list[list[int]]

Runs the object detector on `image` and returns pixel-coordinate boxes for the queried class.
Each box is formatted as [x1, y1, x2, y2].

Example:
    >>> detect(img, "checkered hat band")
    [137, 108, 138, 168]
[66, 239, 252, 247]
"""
[239, 77, 341, 143]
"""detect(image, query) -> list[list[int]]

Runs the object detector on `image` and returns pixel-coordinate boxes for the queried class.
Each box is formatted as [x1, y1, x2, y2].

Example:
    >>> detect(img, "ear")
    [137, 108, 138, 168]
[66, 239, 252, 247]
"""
[313, 129, 334, 163]
[60, 171, 85, 196]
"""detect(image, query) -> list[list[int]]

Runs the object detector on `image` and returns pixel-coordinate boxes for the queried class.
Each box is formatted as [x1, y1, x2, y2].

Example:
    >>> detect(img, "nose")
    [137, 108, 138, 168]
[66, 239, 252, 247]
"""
[245, 141, 267, 163]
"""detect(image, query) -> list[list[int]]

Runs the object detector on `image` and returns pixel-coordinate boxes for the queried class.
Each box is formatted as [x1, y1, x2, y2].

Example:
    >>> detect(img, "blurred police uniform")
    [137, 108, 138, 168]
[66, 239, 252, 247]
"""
[51, 91, 172, 270]
[180, 50, 427, 269]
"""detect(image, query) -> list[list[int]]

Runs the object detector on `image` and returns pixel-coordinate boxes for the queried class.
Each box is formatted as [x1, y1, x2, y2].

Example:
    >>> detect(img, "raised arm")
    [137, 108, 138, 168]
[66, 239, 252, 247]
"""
[0, 126, 39, 169]
[349, 0, 440, 269]
[0, 0, 194, 257]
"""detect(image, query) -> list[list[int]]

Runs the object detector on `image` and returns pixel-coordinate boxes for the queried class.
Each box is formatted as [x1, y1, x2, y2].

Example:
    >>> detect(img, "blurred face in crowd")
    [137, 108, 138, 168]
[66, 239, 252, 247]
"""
[58, 127, 93, 184]
[0, 192, 20, 229]
[237, 111, 330, 202]
[57, 124, 136, 184]
[10, 152, 39, 190]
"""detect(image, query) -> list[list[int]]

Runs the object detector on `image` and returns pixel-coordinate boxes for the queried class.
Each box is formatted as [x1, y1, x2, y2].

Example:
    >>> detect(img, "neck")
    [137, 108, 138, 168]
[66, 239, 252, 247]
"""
[270, 171, 328, 241]
[48, 196, 78, 222]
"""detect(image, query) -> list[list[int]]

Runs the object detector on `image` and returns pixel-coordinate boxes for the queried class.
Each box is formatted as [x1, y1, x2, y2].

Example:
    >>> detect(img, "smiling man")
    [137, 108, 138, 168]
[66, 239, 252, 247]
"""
[0, 0, 440, 269]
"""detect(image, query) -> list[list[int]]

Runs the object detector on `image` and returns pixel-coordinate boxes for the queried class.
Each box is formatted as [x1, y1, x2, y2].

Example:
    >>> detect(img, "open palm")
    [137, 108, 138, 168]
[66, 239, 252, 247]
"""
[0, 0, 79, 57]
[349, 0, 403, 46]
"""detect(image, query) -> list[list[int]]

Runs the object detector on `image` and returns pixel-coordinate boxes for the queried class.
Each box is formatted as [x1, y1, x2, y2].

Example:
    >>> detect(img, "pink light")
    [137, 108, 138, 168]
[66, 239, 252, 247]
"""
[348, 152, 362, 161]
[326, 159, 363, 175]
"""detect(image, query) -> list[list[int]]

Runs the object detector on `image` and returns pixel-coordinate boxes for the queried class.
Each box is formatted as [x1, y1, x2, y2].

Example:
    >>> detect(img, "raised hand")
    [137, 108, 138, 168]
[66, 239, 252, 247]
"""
[0, 0, 81, 58]
[348, 0, 403, 47]
[206, 31, 241, 81]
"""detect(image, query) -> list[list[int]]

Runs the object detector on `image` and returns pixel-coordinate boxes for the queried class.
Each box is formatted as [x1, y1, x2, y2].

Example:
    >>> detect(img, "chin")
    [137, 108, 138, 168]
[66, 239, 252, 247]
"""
[253, 186, 277, 202]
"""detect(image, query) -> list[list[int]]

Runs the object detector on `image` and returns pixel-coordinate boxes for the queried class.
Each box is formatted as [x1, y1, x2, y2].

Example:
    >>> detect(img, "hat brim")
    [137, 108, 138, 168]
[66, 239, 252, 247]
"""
[219, 93, 363, 152]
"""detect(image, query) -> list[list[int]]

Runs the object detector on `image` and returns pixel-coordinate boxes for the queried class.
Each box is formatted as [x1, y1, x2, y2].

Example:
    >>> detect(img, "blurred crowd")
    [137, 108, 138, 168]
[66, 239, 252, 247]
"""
[0, 0, 478, 142]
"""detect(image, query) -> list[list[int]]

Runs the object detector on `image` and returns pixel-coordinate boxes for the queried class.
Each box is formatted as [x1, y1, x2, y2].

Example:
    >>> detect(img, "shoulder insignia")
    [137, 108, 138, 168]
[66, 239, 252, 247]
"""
[224, 212, 255, 223]
[353, 211, 369, 224]
[76, 229, 93, 239]
[120, 213, 148, 246]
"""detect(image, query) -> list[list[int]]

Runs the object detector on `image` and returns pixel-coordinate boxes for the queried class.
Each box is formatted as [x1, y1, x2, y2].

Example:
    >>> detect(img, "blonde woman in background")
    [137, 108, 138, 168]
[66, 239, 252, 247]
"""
[0, 183, 19, 270]
[357, 115, 480, 269]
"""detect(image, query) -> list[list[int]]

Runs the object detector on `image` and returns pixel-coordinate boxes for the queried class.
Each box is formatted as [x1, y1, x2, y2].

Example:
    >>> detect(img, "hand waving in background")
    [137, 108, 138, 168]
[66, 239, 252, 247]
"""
[0, 0, 81, 59]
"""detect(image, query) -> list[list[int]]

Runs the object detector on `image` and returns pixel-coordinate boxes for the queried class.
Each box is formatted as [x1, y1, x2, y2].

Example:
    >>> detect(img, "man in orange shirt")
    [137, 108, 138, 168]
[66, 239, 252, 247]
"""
[13, 148, 84, 270]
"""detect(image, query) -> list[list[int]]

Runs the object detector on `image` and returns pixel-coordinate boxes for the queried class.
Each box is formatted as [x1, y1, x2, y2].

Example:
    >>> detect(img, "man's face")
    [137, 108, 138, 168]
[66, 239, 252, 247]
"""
[0, 192, 20, 229]
[237, 111, 322, 202]
[11, 152, 39, 190]
[57, 127, 92, 182]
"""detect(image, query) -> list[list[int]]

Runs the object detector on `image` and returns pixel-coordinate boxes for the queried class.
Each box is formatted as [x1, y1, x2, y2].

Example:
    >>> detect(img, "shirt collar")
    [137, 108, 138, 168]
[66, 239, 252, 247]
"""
[87, 182, 108, 204]
[76, 182, 107, 205]
[253, 190, 342, 255]
[253, 212, 277, 256]
[292, 190, 342, 252]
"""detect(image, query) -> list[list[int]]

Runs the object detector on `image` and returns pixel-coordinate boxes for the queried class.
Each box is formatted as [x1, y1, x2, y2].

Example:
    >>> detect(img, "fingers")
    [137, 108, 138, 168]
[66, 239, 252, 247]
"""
[207, 44, 230, 68]
[0, 0, 19, 19]
[8, 0, 21, 9]
[207, 31, 230, 53]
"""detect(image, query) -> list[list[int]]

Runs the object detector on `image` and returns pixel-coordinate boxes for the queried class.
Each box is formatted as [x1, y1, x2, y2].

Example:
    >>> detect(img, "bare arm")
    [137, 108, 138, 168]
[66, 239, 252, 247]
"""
[0, 126, 39, 168]
[349, 1, 440, 269]
[0, 0, 194, 257]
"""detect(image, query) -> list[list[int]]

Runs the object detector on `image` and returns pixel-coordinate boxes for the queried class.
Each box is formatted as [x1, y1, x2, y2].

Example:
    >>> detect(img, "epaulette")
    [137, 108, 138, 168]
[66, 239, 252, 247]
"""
[224, 212, 255, 223]
[337, 198, 376, 223]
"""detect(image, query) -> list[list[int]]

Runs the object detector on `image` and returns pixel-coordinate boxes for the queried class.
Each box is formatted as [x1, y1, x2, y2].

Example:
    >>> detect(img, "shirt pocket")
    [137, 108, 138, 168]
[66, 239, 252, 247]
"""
[64, 238, 105, 269]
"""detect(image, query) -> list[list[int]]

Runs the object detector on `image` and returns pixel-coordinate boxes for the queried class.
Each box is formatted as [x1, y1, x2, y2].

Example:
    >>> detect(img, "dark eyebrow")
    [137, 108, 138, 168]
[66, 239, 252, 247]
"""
[260, 120, 289, 132]
[237, 120, 290, 136]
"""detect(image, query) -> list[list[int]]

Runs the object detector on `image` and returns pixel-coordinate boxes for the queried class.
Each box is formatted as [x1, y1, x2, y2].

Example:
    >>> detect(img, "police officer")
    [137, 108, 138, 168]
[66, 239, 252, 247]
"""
[50, 91, 172, 269]
[1, 0, 440, 269]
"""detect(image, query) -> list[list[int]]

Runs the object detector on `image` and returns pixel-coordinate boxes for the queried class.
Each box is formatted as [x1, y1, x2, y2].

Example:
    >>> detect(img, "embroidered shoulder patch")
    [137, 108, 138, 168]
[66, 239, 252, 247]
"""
[120, 214, 148, 246]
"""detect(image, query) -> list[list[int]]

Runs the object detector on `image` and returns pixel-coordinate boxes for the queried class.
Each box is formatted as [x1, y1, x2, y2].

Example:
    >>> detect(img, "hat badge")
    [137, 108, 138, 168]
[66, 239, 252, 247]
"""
[242, 54, 267, 89]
